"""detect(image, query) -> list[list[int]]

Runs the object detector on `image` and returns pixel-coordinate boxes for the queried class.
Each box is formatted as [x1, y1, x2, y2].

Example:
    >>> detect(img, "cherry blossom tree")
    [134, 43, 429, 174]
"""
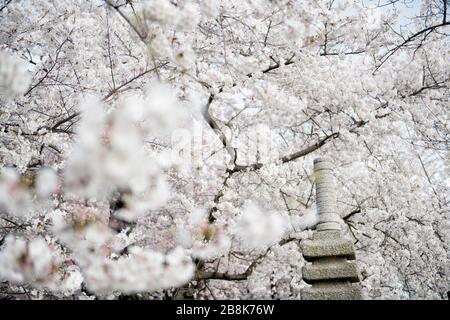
[0, 0, 448, 299]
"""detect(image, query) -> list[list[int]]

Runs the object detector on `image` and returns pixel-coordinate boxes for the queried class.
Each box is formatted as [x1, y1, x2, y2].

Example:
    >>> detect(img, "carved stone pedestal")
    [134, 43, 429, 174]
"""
[301, 230, 362, 300]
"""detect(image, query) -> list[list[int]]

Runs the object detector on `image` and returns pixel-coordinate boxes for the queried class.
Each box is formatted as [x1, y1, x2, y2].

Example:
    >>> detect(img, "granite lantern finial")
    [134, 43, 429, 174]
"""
[313, 158, 341, 231]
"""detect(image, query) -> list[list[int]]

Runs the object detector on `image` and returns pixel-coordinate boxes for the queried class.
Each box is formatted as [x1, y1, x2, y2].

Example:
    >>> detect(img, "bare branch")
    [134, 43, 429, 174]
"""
[375, 21, 450, 73]
[104, 0, 147, 42]
[24, 31, 74, 96]
[102, 62, 169, 100]
[0, 0, 12, 12]
[229, 132, 340, 173]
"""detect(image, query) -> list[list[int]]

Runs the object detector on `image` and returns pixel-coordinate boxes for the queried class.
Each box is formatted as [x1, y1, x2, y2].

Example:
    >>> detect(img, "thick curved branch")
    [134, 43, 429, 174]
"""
[280, 132, 339, 163]
[228, 132, 340, 174]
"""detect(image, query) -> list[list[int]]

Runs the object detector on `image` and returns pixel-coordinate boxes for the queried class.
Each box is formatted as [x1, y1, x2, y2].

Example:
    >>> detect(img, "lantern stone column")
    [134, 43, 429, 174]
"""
[300, 158, 363, 300]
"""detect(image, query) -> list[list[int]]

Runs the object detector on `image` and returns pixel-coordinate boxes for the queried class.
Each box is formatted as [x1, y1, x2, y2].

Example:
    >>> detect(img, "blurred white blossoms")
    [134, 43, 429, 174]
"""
[113, 176, 171, 223]
[0, 50, 31, 99]
[36, 168, 58, 198]
[0, 236, 83, 295]
[138, 0, 200, 61]
[0, 167, 32, 216]
[0, 167, 58, 217]
[141, 0, 179, 27]
[147, 26, 173, 59]
[289, 207, 319, 231]
[81, 246, 195, 294]
[137, 82, 189, 135]
[174, 44, 196, 70]
[176, 209, 231, 259]
[140, 0, 200, 31]
[201, 0, 220, 18]
[50, 213, 195, 295]
[235, 202, 288, 249]
[65, 83, 187, 221]
[284, 18, 304, 42]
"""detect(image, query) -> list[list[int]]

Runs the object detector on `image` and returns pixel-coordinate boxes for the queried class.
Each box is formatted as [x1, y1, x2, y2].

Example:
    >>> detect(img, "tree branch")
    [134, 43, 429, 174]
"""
[102, 62, 169, 100]
[375, 21, 450, 73]
[229, 132, 340, 173]
[104, 0, 147, 42]
[195, 249, 269, 281]
[24, 31, 74, 96]
[0, 0, 13, 13]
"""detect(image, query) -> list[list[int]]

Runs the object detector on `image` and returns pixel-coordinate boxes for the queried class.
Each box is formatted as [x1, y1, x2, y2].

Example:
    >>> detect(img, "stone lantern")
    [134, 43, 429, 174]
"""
[301, 158, 363, 299]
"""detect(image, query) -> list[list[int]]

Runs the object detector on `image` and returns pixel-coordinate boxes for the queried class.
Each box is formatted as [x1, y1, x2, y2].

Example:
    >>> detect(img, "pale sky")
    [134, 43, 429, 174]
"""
[357, 0, 422, 32]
